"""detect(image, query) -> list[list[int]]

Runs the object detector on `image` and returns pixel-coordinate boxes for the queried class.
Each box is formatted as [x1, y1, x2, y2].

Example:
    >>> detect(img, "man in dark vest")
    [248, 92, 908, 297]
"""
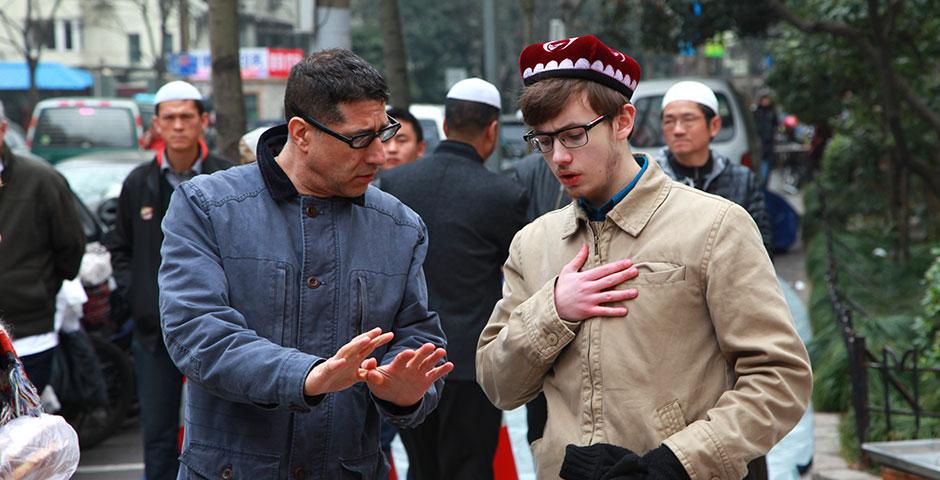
[381, 78, 529, 480]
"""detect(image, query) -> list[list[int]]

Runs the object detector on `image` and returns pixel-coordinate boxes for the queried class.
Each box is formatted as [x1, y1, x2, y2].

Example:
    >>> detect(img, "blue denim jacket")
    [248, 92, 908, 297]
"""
[159, 131, 446, 479]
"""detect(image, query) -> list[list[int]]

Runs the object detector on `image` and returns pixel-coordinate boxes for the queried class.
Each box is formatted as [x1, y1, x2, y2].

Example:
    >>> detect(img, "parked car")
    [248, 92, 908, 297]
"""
[27, 97, 144, 164]
[55, 149, 151, 229]
[630, 77, 762, 172]
[409, 103, 445, 153]
[4, 121, 29, 154]
[498, 114, 532, 173]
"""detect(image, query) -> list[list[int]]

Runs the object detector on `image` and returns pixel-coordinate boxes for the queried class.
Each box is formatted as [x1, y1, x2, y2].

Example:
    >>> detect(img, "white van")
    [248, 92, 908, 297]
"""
[408, 103, 445, 152]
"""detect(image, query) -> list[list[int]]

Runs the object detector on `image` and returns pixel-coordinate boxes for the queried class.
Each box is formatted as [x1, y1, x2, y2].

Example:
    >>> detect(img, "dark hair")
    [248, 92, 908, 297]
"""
[387, 107, 424, 143]
[284, 49, 389, 124]
[444, 99, 499, 138]
[155, 99, 206, 117]
[519, 78, 627, 128]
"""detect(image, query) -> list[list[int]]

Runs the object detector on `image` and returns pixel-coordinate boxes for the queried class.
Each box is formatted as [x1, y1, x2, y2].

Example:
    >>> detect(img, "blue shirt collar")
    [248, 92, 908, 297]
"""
[578, 155, 649, 221]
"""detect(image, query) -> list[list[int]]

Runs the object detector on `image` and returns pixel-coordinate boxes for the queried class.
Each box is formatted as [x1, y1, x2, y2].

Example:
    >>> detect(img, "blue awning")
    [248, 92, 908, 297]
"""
[0, 62, 94, 91]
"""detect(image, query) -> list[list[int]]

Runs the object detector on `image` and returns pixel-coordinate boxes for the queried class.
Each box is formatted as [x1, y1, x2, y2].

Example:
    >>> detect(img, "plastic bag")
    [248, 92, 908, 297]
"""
[0, 413, 80, 480]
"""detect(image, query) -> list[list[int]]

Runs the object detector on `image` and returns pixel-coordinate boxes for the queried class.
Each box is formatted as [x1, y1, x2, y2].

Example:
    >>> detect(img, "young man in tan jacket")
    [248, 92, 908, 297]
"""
[476, 35, 812, 480]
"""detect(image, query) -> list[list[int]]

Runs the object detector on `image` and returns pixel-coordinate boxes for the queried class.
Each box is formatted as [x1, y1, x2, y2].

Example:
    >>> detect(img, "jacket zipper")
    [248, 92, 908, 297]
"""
[586, 223, 602, 441]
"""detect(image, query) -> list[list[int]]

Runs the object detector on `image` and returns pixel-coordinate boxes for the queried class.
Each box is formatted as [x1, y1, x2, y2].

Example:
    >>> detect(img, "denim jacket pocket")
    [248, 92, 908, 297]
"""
[339, 450, 382, 479]
[350, 270, 404, 338]
[179, 441, 280, 479]
[224, 258, 291, 346]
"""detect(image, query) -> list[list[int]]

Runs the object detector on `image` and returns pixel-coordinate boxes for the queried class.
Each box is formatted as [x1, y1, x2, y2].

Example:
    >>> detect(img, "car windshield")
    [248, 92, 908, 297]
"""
[34, 106, 137, 148]
[57, 162, 138, 207]
[631, 93, 736, 149]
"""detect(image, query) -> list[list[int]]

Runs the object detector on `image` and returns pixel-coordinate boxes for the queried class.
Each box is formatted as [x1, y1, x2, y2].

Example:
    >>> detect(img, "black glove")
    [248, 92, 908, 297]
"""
[560, 443, 646, 480]
[640, 445, 691, 480]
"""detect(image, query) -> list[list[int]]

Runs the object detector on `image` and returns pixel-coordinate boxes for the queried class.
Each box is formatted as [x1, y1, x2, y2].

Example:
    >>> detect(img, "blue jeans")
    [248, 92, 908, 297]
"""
[132, 338, 184, 480]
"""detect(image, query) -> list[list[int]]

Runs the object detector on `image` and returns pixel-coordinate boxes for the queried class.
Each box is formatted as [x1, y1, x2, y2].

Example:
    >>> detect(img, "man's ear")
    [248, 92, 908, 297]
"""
[416, 140, 427, 158]
[287, 116, 311, 151]
[200, 112, 210, 130]
[443, 119, 450, 138]
[614, 103, 636, 141]
[708, 115, 722, 139]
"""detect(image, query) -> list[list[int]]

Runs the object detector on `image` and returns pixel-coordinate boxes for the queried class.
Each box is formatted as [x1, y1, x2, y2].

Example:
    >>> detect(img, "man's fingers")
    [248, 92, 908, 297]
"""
[425, 362, 455, 382]
[561, 243, 590, 274]
[590, 288, 638, 305]
[360, 357, 378, 370]
[591, 267, 639, 290]
[406, 343, 438, 369]
[582, 258, 634, 281]
[389, 349, 417, 370]
[413, 347, 447, 371]
[336, 329, 383, 357]
[587, 306, 629, 317]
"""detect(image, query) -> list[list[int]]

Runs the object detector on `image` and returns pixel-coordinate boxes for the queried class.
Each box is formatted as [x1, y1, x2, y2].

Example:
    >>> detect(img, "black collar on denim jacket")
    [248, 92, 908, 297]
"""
[257, 124, 364, 206]
[666, 149, 714, 190]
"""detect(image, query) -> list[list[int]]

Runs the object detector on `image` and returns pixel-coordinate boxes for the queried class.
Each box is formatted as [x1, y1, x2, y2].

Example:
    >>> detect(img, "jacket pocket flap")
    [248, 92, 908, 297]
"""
[339, 450, 381, 479]
[632, 262, 686, 285]
[654, 399, 688, 438]
[180, 442, 280, 479]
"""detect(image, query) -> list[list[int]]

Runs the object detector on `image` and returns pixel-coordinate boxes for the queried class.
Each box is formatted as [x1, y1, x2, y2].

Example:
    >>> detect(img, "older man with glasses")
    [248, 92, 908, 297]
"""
[158, 49, 452, 479]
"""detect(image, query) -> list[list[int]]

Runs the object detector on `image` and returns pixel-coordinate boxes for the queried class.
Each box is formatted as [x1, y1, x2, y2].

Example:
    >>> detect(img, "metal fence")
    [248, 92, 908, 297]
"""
[818, 186, 940, 453]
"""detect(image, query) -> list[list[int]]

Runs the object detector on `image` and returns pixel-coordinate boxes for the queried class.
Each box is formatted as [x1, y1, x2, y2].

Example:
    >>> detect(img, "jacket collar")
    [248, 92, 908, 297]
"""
[257, 124, 364, 206]
[656, 147, 729, 191]
[561, 153, 671, 239]
[433, 140, 484, 163]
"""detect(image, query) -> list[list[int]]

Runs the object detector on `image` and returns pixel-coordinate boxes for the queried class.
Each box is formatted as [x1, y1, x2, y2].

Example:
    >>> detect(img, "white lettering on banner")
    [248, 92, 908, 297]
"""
[181, 48, 302, 80]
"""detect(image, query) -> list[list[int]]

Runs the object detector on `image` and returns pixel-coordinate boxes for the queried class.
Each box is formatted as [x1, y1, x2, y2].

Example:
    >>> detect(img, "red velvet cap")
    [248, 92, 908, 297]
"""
[519, 35, 641, 99]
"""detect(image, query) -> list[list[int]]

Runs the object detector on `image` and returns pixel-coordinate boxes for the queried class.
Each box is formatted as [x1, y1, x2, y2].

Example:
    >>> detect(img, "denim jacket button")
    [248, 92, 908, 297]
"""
[293, 467, 306, 479]
[220, 465, 233, 479]
[304, 205, 318, 218]
[306, 276, 321, 289]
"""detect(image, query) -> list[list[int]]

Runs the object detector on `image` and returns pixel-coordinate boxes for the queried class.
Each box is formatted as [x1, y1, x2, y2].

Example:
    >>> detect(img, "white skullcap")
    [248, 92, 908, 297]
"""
[446, 77, 501, 110]
[661, 81, 718, 115]
[154, 80, 203, 105]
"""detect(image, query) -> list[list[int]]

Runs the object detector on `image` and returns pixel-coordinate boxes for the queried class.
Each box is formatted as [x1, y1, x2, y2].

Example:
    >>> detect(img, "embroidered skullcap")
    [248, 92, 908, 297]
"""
[519, 35, 641, 100]
[446, 78, 501, 110]
[661, 81, 718, 115]
[154, 80, 203, 106]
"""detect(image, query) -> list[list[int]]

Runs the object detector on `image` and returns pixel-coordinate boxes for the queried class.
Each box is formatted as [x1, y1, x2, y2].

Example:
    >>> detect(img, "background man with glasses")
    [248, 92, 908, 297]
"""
[381, 77, 528, 480]
[159, 49, 452, 479]
[654, 80, 773, 255]
[476, 35, 811, 480]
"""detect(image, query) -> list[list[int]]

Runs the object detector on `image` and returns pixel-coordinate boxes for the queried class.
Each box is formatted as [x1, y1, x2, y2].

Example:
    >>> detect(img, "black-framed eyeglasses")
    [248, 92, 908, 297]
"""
[523, 114, 607, 153]
[293, 108, 401, 149]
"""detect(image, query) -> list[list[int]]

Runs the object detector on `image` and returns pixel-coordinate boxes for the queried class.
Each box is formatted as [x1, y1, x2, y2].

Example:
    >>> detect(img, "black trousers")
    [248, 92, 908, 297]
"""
[399, 380, 502, 480]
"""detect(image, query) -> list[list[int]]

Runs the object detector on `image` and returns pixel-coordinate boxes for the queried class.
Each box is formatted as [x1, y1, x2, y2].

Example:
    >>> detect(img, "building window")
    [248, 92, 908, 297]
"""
[163, 33, 173, 54]
[129, 33, 142, 64]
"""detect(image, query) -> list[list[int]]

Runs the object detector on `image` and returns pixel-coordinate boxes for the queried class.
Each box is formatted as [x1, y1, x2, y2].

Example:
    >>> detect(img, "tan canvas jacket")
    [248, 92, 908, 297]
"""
[476, 157, 812, 480]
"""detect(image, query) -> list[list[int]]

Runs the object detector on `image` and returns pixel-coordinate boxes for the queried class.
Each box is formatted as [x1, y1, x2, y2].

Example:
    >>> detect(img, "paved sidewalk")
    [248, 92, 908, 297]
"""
[808, 413, 878, 480]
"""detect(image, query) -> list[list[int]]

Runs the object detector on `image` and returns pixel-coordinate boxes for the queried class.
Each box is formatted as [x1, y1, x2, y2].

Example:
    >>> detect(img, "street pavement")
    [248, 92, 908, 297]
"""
[71, 171, 875, 479]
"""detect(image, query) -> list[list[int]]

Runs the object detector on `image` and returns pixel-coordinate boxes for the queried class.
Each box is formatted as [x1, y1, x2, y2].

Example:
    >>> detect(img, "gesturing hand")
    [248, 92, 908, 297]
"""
[361, 343, 454, 407]
[303, 327, 393, 397]
[554, 244, 639, 322]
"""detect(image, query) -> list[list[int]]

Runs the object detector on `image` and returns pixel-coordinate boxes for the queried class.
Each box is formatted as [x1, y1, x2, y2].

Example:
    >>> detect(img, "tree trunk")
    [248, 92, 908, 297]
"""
[208, 0, 246, 162]
[869, 0, 911, 262]
[179, 0, 190, 52]
[380, 0, 410, 109]
[520, 0, 535, 45]
[27, 56, 39, 115]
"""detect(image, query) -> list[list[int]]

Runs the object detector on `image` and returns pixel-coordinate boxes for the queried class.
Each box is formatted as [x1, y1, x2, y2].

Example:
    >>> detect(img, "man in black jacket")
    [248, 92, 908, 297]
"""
[654, 80, 773, 255]
[0, 100, 85, 393]
[380, 78, 529, 480]
[106, 81, 233, 480]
